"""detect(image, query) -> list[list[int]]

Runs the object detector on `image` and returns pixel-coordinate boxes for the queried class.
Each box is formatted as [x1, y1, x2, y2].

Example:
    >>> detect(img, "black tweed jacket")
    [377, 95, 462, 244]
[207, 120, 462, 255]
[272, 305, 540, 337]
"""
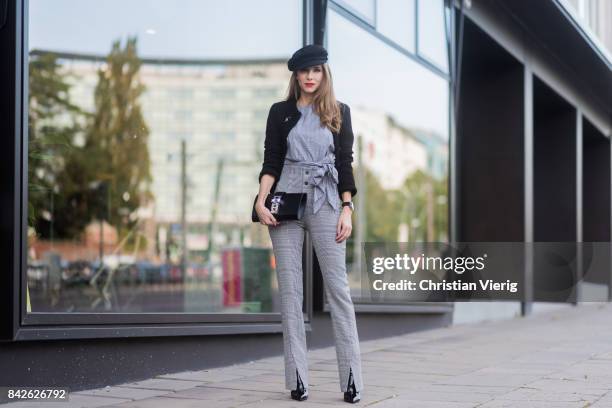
[258, 98, 357, 198]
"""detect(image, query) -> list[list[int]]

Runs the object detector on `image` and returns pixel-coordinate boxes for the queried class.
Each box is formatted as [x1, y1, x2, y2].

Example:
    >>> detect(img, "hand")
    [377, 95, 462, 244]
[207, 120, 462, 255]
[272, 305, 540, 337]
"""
[336, 207, 353, 243]
[256, 202, 279, 227]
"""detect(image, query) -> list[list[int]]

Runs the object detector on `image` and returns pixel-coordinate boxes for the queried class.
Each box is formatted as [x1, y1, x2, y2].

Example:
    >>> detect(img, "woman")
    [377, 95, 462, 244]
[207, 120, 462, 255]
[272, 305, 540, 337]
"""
[255, 44, 363, 404]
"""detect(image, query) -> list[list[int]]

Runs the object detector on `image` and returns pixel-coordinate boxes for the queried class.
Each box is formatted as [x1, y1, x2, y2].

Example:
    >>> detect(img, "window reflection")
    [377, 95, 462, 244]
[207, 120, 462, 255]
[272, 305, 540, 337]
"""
[417, 0, 448, 71]
[328, 9, 449, 301]
[26, 0, 302, 314]
[376, 0, 416, 52]
[335, 0, 376, 25]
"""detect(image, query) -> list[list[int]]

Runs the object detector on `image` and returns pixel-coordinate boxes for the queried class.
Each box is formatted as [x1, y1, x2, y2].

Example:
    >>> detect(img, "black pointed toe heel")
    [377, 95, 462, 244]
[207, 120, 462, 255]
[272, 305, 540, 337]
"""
[343, 367, 361, 403]
[290, 369, 308, 401]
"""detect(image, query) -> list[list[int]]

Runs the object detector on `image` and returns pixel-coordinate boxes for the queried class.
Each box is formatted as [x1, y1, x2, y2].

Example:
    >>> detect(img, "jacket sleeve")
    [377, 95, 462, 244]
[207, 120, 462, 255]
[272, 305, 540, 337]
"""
[258, 103, 283, 183]
[336, 103, 358, 198]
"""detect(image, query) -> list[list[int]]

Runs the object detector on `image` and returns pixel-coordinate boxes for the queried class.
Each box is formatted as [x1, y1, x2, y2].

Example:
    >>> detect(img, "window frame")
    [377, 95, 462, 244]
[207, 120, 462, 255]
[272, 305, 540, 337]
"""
[330, 0, 450, 77]
[12, 0, 309, 339]
[322, 1, 453, 310]
[2, 0, 456, 342]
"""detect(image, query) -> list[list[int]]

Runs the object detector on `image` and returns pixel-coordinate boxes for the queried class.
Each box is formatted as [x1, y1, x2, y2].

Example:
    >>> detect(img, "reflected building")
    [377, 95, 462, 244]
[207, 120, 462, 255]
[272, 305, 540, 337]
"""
[412, 128, 448, 181]
[351, 105, 429, 190]
[32, 51, 289, 261]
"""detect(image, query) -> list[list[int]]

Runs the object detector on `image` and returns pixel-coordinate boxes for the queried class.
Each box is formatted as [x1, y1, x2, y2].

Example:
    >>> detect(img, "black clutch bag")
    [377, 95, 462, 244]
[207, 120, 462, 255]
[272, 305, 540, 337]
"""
[252, 192, 307, 222]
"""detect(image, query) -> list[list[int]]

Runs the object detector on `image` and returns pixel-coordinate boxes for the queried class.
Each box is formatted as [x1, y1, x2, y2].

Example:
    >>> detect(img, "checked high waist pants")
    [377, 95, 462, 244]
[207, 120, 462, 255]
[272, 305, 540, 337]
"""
[268, 163, 364, 393]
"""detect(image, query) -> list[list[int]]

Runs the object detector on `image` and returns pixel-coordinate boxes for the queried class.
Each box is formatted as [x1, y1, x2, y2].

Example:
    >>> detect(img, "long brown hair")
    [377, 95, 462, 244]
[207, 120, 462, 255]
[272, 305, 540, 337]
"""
[286, 63, 342, 133]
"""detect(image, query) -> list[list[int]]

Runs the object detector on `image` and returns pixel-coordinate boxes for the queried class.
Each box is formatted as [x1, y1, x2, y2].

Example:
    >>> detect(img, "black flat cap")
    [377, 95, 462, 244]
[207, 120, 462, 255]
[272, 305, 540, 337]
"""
[287, 44, 328, 71]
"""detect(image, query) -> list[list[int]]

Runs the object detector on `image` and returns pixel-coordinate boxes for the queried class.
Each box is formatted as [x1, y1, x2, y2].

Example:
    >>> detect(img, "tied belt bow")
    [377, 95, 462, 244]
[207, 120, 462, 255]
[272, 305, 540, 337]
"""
[286, 159, 339, 214]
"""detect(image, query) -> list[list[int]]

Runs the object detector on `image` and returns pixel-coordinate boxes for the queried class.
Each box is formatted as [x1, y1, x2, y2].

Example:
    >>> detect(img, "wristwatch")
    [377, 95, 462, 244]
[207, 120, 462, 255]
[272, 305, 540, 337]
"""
[342, 201, 354, 212]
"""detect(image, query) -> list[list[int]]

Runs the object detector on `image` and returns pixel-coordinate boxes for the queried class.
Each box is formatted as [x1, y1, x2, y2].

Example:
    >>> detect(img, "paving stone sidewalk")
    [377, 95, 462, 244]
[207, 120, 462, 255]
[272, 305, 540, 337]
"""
[6, 302, 612, 408]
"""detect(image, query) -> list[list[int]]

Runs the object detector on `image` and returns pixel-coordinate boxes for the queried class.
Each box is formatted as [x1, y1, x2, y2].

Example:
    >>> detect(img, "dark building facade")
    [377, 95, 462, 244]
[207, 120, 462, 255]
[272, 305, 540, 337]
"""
[0, 0, 610, 392]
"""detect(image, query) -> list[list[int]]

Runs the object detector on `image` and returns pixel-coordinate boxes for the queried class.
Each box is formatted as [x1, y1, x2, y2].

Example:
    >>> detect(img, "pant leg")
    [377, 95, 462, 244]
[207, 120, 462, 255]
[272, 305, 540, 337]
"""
[306, 194, 364, 393]
[268, 218, 309, 391]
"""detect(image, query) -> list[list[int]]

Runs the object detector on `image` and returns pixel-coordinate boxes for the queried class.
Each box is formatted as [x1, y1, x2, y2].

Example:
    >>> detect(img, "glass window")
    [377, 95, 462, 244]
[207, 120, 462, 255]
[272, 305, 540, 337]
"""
[26, 0, 302, 315]
[210, 132, 236, 141]
[417, 0, 448, 71]
[210, 110, 236, 121]
[169, 132, 193, 141]
[253, 87, 279, 98]
[328, 9, 449, 302]
[210, 88, 237, 99]
[168, 88, 194, 100]
[253, 109, 268, 120]
[175, 110, 193, 120]
[376, 0, 415, 52]
[334, 0, 376, 25]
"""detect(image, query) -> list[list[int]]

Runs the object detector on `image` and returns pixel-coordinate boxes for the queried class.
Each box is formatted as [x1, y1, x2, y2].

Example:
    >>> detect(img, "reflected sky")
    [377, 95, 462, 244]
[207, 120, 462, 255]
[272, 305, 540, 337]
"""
[376, 0, 416, 53]
[29, 0, 302, 58]
[328, 9, 449, 137]
[417, 0, 448, 71]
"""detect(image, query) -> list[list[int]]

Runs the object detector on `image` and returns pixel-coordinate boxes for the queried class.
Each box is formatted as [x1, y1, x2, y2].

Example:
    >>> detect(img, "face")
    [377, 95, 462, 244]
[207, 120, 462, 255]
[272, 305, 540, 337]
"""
[296, 65, 324, 94]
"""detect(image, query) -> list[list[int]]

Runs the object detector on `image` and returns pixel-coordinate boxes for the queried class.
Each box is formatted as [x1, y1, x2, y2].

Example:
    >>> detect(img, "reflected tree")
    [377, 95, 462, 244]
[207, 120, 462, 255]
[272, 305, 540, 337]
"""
[358, 167, 448, 244]
[55, 37, 153, 244]
[362, 167, 403, 242]
[28, 52, 86, 237]
[401, 170, 448, 243]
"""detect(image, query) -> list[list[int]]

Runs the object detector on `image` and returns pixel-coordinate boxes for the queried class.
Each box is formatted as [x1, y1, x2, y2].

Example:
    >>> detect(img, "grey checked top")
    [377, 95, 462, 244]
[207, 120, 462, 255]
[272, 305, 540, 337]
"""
[284, 103, 339, 215]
